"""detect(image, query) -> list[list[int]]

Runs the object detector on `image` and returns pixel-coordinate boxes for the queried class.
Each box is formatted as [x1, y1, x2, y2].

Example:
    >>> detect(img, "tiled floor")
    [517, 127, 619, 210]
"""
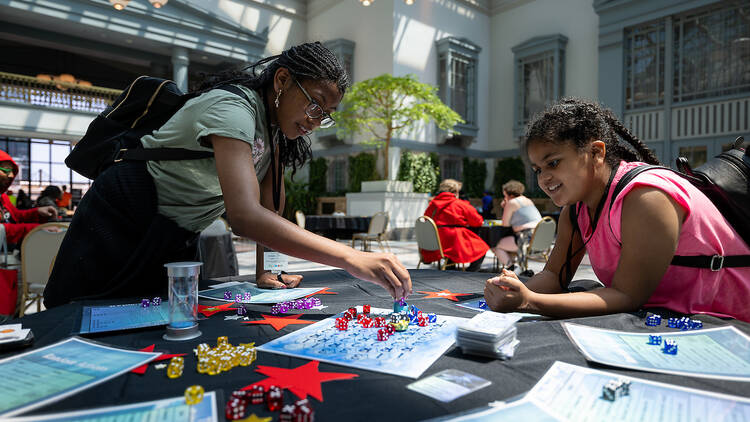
[234, 238, 601, 282]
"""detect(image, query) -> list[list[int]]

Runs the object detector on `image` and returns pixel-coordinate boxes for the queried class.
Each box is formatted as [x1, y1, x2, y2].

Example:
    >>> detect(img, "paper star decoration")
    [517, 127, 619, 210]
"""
[130, 344, 186, 374]
[305, 287, 337, 297]
[236, 414, 272, 422]
[242, 314, 316, 331]
[242, 360, 357, 401]
[198, 302, 237, 317]
[417, 289, 473, 302]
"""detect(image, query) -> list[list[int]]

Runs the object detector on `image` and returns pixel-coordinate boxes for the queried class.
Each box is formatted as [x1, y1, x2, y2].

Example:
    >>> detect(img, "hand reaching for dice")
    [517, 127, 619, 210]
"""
[256, 272, 303, 289]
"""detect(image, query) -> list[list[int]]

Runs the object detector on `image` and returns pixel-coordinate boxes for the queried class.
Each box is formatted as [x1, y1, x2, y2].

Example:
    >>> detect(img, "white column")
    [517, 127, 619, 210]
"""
[171, 47, 189, 92]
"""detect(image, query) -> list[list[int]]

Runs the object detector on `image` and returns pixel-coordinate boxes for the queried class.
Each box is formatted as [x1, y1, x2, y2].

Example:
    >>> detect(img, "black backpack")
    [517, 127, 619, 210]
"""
[65, 76, 249, 179]
[608, 136, 750, 270]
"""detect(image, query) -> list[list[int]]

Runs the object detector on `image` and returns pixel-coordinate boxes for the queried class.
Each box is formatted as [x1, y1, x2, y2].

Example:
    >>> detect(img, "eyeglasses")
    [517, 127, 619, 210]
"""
[293, 79, 336, 129]
[0, 167, 13, 176]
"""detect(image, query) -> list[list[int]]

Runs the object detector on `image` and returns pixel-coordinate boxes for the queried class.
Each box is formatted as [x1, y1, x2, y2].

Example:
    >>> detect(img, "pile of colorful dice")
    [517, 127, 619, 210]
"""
[225, 385, 313, 421]
[224, 291, 253, 303]
[194, 336, 257, 376]
[645, 335, 678, 355]
[601, 378, 631, 401]
[270, 297, 322, 314]
[140, 297, 161, 307]
[645, 314, 702, 330]
[166, 356, 184, 379]
[334, 304, 437, 342]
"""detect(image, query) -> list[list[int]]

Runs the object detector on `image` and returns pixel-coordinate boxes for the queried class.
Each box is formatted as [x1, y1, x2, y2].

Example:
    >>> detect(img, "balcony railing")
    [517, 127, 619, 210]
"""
[0, 71, 121, 114]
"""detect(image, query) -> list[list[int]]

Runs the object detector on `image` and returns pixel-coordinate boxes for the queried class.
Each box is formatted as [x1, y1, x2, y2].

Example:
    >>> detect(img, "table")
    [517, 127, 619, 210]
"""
[5, 270, 750, 421]
[469, 225, 514, 248]
[304, 215, 371, 240]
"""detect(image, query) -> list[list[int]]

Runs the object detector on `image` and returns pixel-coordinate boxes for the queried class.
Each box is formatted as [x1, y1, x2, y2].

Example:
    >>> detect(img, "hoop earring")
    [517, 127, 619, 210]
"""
[274, 89, 282, 108]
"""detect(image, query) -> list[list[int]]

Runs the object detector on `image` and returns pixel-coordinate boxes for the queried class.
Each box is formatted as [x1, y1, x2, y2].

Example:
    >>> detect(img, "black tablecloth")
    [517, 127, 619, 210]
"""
[304, 216, 372, 240]
[5, 270, 750, 421]
[469, 225, 514, 248]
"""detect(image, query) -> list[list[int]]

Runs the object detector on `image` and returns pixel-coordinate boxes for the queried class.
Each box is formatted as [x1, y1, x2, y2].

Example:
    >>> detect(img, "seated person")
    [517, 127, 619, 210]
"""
[56, 185, 73, 210]
[423, 179, 488, 271]
[484, 98, 750, 322]
[0, 150, 57, 248]
[36, 186, 63, 211]
[492, 180, 542, 268]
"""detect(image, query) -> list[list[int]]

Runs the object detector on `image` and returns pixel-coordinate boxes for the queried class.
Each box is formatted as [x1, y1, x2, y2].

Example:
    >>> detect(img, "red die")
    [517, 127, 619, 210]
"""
[249, 385, 265, 404]
[363, 304, 371, 315]
[357, 313, 366, 323]
[418, 316, 427, 327]
[294, 399, 315, 422]
[225, 398, 247, 420]
[385, 324, 396, 335]
[360, 316, 373, 328]
[335, 317, 349, 331]
[377, 328, 390, 341]
[231, 390, 250, 401]
[374, 316, 386, 327]
[266, 385, 283, 411]
[343, 310, 355, 321]
[280, 404, 296, 422]
[348, 307, 357, 316]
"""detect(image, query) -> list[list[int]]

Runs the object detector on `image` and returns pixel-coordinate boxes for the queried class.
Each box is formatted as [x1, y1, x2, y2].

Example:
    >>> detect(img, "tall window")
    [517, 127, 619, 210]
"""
[512, 35, 567, 136]
[441, 157, 461, 181]
[437, 37, 481, 136]
[624, 21, 665, 109]
[329, 157, 347, 193]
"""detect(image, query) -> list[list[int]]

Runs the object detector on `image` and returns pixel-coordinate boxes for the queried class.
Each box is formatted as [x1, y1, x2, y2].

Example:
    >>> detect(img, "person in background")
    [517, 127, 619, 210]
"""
[0, 150, 57, 248]
[35, 186, 62, 209]
[481, 190, 494, 219]
[423, 179, 488, 271]
[491, 180, 542, 269]
[6, 189, 16, 207]
[15, 189, 33, 210]
[56, 185, 72, 210]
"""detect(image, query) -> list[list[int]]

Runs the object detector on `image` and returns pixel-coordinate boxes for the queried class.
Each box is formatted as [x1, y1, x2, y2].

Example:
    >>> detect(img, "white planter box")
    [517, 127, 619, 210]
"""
[360, 180, 413, 193]
[346, 191, 430, 230]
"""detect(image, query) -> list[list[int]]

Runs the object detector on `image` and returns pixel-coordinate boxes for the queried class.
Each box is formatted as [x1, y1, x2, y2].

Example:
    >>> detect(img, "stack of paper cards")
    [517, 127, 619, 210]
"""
[456, 312, 521, 359]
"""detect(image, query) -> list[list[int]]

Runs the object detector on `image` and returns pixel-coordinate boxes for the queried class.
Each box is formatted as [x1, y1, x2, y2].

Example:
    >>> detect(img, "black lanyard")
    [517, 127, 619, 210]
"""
[261, 88, 283, 213]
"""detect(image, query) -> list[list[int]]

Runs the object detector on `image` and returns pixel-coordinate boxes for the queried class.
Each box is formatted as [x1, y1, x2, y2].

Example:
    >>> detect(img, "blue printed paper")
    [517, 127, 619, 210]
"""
[79, 303, 170, 334]
[199, 282, 326, 304]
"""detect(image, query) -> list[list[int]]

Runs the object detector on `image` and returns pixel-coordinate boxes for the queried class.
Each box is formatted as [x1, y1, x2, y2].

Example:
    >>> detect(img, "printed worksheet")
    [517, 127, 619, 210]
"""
[200, 282, 325, 304]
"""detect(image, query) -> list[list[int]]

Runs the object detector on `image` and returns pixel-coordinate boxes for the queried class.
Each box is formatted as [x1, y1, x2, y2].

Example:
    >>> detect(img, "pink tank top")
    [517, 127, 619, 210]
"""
[578, 161, 750, 322]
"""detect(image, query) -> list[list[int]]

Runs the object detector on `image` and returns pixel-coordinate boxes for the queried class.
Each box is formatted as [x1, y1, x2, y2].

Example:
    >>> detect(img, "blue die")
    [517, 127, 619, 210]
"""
[394, 298, 408, 313]
[647, 335, 662, 345]
[662, 339, 678, 355]
[667, 317, 680, 328]
[689, 319, 703, 330]
[645, 315, 661, 326]
[151, 297, 161, 306]
[478, 300, 487, 309]
[678, 317, 692, 330]
[427, 313, 437, 323]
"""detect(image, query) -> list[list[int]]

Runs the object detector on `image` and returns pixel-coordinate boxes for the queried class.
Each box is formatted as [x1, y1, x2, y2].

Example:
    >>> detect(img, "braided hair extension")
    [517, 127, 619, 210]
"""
[522, 97, 661, 166]
[194, 42, 351, 177]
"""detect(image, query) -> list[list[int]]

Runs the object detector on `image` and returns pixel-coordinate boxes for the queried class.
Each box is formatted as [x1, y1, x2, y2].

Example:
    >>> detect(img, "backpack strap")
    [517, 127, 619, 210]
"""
[116, 85, 251, 163]
[611, 165, 750, 270]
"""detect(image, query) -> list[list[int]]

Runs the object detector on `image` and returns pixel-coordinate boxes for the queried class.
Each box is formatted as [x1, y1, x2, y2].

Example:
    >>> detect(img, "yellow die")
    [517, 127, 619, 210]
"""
[184, 385, 205, 405]
[167, 363, 183, 379]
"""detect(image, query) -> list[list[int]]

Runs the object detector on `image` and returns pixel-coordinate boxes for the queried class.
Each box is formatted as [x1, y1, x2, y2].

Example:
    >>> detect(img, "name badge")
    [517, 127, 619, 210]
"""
[263, 247, 288, 272]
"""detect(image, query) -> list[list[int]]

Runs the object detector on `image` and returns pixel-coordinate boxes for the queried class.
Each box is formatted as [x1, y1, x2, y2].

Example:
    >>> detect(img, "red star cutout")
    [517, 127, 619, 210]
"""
[130, 344, 186, 374]
[198, 302, 237, 317]
[242, 314, 316, 331]
[241, 361, 357, 401]
[304, 287, 337, 297]
[417, 289, 472, 302]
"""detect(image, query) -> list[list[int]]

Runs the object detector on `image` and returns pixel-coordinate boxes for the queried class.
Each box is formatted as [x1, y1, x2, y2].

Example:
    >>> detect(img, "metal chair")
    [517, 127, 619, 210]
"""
[19, 222, 69, 316]
[415, 216, 463, 270]
[295, 210, 306, 229]
[518, 216, 557, 271]
[352, 212, 390, 252]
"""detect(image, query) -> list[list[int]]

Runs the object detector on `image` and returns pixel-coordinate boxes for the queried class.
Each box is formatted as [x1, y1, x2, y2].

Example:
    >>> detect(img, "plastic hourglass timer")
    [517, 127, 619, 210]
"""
[163, 262, 203, 341]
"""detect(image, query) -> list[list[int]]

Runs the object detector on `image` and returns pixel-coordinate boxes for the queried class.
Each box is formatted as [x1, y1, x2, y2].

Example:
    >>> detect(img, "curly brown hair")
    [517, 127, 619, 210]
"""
[523, 97, 661, 167]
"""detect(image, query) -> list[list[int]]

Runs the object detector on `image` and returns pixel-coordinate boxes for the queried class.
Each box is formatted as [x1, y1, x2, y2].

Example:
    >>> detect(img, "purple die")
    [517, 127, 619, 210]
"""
[141, 299, 150, 308]
[427, 313, 437, 323]
[667, 317, 679, 328]
[645, 315, 661, 326]
[243, 292, 252, 302]
[237, 305, 247, 316]
[151, 297, 162, 306]
[647, 335, 662, 345]
[224, 291, 232, 300]
[236, 294, 244, 303]
[662, 339, 678, 355]
[271, 304, 282, 315]
[310, 298, 321, 307]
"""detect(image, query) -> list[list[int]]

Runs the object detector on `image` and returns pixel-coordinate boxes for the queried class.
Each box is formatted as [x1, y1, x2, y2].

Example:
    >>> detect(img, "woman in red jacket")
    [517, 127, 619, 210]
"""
[422, 179, 488, 271]
[0, 149, 57, 247]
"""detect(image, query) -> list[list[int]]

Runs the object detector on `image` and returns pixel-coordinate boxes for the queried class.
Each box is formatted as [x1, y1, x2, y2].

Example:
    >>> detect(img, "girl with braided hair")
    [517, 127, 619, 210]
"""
[45, 42, 412, 307]
[484, 97, 750, 321]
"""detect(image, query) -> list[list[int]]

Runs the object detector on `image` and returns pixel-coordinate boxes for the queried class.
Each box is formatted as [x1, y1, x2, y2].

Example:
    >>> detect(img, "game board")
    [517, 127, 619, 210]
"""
[199, 282, 326, 304]
[256, 307, 467, 378]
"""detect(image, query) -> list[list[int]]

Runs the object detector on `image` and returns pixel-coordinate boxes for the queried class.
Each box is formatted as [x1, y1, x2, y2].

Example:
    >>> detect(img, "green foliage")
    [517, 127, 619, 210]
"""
[333, 74, 463, 179]
[462, 157, 487, 198]
[348, 152, 379, 192]
[429, 152, 441, 194]
[493, 157, 526, 196]
[308, 157, 328, 195]
[396, 150, 440, 193]
[283, 176, 316, 221]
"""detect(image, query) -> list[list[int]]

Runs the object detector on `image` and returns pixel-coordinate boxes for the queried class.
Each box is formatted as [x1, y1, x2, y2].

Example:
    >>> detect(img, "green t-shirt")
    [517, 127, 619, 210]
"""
[140, 85, 271, 232]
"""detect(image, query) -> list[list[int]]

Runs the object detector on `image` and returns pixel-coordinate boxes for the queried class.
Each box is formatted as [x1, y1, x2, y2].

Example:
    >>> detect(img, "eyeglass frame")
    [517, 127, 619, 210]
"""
[0, 166, 14, 176]
[292, 78, 336, 129]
